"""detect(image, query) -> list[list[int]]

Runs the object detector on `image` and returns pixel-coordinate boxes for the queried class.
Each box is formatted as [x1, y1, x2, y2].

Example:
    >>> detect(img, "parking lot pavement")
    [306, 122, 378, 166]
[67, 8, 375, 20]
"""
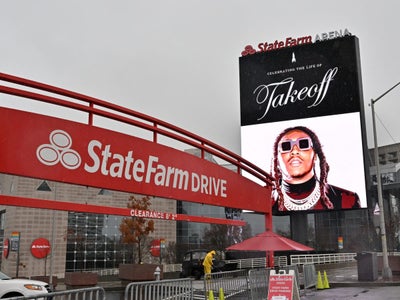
[314, 261, 400, 285]
[301, 262, 400, 299]
[59, 262, 400, 299]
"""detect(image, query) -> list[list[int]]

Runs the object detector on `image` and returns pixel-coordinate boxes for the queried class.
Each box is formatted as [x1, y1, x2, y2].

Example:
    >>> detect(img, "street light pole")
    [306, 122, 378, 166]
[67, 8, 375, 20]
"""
[370, 81, 400, 281]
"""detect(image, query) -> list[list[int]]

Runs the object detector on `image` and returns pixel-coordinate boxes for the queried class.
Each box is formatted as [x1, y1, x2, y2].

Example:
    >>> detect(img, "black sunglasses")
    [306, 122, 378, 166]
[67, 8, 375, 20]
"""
[278, 137, 313, 153]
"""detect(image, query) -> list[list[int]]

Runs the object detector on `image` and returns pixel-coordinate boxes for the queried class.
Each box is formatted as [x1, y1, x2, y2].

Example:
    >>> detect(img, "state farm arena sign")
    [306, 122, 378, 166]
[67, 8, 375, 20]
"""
[0, 107, 269, 213]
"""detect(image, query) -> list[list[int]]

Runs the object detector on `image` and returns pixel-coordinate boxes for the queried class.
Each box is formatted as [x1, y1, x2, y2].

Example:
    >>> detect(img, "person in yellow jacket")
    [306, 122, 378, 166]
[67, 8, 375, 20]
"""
[203, 250, 216, 278]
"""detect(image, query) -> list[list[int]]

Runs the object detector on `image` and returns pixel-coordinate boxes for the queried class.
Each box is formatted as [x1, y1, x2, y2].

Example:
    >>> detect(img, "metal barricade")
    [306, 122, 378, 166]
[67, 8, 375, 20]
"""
[274, 256, 288, 267]
[203, 269, 249, 299]
[290, 252, 357, 265]
[6, 286, 106, 300]
[303, 263, 317, 291]
[247, 268, 270, 300]
[124, 278, 193, 300]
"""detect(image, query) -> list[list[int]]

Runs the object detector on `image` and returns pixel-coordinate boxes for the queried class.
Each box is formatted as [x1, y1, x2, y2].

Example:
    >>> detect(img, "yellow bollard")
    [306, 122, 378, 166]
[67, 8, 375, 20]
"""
[208, 290, 215, 300]
[219, 287, 225, 300]
[316, 271, 324, 290]
[323, 270, 330, 289]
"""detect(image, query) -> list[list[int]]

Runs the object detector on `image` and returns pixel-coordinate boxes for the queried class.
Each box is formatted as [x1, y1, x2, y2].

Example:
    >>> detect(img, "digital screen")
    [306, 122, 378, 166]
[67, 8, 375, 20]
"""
[239, 36, 368, 214]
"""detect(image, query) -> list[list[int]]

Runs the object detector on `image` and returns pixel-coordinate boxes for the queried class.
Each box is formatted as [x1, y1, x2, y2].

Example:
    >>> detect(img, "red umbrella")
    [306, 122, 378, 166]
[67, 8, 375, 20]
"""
[226, 230, 314, 252]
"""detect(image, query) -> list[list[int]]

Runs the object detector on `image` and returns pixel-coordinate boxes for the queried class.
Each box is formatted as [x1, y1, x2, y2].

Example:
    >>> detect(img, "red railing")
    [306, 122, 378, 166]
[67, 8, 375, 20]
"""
[0, 72, 273, 186]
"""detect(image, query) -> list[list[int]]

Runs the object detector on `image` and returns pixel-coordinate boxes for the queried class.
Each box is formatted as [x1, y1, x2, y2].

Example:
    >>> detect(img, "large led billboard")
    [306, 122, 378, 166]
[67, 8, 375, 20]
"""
[239, 35, 368, 215]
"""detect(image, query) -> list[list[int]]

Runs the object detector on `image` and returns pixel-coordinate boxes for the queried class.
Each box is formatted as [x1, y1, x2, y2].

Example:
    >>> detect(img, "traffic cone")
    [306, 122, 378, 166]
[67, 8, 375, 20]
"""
[208, 290, 214, 300]
[316, 271, 324, 290]
[323, 270, 330, 289]
[219, 287, 225, 300]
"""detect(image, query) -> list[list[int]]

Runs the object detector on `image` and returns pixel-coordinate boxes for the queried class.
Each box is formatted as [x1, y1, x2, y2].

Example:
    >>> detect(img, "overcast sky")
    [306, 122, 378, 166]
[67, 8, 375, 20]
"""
[1, 1, 400, 156]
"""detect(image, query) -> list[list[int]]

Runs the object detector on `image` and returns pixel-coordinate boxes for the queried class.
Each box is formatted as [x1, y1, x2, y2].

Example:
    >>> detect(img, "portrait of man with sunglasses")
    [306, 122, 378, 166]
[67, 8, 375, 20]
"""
[271, 125, 361, 212]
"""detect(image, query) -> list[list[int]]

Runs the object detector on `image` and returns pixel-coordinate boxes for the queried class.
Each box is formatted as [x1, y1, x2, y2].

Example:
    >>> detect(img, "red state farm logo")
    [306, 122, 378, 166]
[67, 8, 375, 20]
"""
[36, 130, 81, 169]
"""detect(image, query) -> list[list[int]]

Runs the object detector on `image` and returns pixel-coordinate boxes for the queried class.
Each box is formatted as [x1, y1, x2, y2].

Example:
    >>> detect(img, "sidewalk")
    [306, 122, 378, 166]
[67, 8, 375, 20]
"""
[301, 286, 400, 300]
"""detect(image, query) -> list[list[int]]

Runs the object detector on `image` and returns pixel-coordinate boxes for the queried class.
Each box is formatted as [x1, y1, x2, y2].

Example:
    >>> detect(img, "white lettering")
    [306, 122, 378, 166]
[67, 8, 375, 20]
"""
[308, 68, 337, 107]
[221, 180, 227, 197]
[201, 175, 209, 194]
[191, 175, 228, 197]
[109, 153, 124, 177]
[165, 167, 175, 187]
[145, 156, 158, 183]
[191, 173, 200, 192]
[83, 141, 228, 198]
[124, 151, 134, 180]
[133, 159, 145, 181]
[154, 163, 166, 186]
[84, 140, 102, 173]
[130, 209, 165, 219]
[173, 169, 189, 189]
[254, 68, 338, 121]
[101, 145, 112, 175]
[315, 28, 351, 42]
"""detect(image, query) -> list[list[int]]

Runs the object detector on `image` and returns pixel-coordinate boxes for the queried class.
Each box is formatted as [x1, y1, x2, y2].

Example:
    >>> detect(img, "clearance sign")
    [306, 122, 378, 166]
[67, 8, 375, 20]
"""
[0, 107, 269, 213]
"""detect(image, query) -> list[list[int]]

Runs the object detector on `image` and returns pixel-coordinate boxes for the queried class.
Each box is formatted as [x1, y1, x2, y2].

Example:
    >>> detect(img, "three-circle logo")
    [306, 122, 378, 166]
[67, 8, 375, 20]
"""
[36, 130, 81, 169]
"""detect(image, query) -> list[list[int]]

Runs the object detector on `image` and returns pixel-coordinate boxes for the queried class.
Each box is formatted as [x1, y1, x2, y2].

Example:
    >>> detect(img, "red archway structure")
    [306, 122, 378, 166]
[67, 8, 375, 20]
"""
[0, 72, 273, 230]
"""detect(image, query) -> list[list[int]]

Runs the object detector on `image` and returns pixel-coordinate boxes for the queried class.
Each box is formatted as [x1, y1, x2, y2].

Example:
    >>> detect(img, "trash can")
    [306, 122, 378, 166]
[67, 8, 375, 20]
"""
[355, 252, 378, 281]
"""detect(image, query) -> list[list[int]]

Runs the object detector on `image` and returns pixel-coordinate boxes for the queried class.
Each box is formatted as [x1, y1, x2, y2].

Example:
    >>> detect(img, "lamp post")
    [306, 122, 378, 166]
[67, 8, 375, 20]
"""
[370, 81, 400, 281]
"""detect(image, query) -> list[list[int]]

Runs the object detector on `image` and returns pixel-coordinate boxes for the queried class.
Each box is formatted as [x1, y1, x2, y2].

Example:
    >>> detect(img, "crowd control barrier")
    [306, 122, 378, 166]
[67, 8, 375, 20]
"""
[124, 278, 193, 300]
[303, 264, 317, 291]
[6, 286, 106, 300]
[204, 269, 249, 299]
[247, 268, 269, 300]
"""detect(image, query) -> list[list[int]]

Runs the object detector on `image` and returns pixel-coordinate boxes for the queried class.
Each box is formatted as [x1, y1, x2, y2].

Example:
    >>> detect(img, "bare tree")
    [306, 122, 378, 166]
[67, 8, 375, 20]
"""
[202, 224, 229, 250]
[119, 195, 155, 263]
[202, 223, 253, 251]
[163, 241, 177, 264]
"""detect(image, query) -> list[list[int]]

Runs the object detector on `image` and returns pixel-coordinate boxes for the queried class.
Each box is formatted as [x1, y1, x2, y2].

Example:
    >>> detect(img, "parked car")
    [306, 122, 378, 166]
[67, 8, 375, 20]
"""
[180, 249, 237, 280]
[0, 271, 51, 299]
[181, 249, 208, 280]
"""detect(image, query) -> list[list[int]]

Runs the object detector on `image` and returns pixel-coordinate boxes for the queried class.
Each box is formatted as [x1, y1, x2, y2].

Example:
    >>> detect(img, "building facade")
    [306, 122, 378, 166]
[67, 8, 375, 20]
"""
[0, 174, 176, 278]
[1, 143, 399, 277]
[368, 143, 400, 251]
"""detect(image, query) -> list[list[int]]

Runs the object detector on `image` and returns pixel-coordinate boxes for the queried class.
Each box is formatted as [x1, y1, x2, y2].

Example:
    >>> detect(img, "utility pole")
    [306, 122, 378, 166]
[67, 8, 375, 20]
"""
[370, 81, 400, 280]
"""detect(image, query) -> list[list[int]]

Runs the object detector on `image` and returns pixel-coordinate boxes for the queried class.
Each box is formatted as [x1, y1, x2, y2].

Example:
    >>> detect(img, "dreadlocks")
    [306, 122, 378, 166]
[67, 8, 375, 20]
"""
[272, 126, 334, 211]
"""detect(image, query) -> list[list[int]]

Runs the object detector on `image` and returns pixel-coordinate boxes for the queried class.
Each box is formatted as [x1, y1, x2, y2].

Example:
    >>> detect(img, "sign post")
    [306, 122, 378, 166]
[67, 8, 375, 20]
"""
[160, 239, 166, 264]
[31, 237, 51, 276]
[11, 232, 20, 277]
